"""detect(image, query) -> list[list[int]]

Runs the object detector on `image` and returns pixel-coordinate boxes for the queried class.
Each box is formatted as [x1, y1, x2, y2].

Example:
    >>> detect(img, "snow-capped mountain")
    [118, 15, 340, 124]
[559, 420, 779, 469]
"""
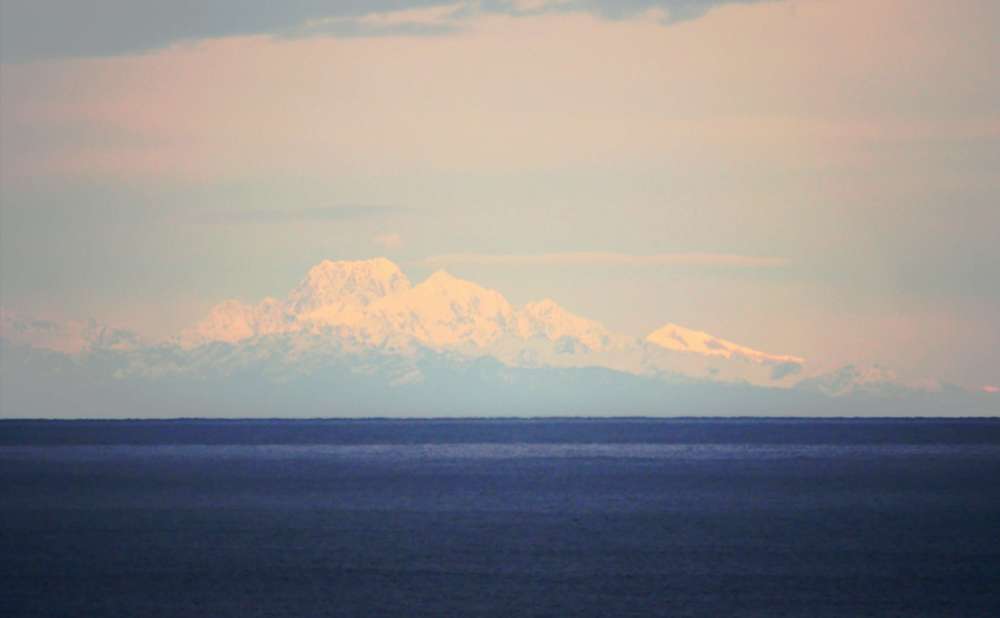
[287, 257, 412, 324]
[1, 310, 145, 354]
[172, 258, 802, 385]
[365, 270, 517, 349]
[646, 323, 803, 367]
[181, 258, 411, 346]
[3, 260, 996, 417]
[516, 299, 624, 353]
[643, 322, 806, 384]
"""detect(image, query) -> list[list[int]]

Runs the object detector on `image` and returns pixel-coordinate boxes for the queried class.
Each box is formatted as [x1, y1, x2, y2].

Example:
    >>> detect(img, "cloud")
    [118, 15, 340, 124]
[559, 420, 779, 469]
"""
[0, 1, 453, 62]
[190, 205, 400, 225]
[0, 0, 779, 62]
[3, 198, 406, 233]
[507, 0, 576, 12]
[423, 252, 789, 269]
[373, 232, 403, 249]
[298, 3, 466, 38]
[984, 385, 999, 394]
[592, 0, 777, 22]
[2, 202, 400, 227]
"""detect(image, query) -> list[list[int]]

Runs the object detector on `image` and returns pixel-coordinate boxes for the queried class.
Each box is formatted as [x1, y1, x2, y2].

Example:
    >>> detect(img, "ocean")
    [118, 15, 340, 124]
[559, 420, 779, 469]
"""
[2, 418, 999, 617]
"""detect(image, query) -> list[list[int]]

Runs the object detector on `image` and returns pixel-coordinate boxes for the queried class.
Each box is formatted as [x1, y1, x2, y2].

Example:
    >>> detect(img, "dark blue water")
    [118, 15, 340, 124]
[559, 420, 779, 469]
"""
[2, 419, 999, 617]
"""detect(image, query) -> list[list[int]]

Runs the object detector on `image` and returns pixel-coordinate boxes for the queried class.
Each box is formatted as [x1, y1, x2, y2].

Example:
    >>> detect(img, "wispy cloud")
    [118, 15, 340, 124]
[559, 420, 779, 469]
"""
[1, 203, 401, 227]
[190, 205, 400, 225]
[298, 3, 466, 38]
[0, 0, 774, 62]
[423, 252, 789, 269]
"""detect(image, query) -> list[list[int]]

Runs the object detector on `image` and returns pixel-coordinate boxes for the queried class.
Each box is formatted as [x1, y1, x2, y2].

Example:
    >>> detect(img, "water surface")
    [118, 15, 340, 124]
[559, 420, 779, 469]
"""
[2, 418, 999, 616]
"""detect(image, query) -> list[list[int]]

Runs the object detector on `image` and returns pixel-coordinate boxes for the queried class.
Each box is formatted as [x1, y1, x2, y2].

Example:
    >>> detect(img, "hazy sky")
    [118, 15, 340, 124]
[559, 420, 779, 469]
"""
[1, 0, 998, 387]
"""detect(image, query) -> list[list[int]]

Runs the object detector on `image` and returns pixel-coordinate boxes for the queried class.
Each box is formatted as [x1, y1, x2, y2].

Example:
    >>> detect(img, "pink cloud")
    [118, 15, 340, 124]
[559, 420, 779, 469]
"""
[4, 0, 995, 183]
[424, 252, 787, 269]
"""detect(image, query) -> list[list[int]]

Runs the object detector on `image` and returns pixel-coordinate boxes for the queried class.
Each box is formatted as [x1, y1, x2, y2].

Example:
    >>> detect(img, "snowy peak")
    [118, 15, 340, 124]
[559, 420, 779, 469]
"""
[179, 259, 804, 385]
[516, 299, 620, 352]
[184, 258, 412, 345]
[287, 257, 411, 317]
[186, 300, 257, 344]
[646, 322, 804, 367]
[367, 270, 517, 348]
[422, 269, 463, 287]
[184, 297, 290, 345]
[414, 270, 506, 304]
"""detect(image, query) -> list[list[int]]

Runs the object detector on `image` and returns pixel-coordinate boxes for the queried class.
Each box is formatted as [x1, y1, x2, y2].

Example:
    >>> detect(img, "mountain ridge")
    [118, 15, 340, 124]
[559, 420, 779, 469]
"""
[170, 258, 804, 386]
[12, 258, 983, 408]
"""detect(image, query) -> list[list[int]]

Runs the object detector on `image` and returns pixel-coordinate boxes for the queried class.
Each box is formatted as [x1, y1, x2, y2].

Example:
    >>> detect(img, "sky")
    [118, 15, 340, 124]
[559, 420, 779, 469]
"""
[1, 0, 998, 389]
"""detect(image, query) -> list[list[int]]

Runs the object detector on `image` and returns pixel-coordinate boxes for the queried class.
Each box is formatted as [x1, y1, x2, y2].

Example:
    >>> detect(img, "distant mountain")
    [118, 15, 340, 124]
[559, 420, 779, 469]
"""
[794, 364, 940, 398]
[181, 258, 410, 346]
[175, 258, 804, 386]
[1, 309, 145, 354]
[3, 334, 993, 418]
[646, 322, 803, 368]
[2, 259, 996, 417]
[515, 298, 624, 352]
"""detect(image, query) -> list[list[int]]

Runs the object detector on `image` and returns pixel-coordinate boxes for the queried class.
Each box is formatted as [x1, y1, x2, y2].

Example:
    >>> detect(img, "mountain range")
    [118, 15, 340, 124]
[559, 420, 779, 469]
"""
[1, 259, 996, 417]
[178, 258, 804, 385]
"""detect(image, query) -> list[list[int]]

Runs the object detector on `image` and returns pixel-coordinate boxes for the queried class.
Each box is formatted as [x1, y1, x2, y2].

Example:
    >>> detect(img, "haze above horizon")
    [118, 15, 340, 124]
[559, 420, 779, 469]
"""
[1, 0, 998, 401]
